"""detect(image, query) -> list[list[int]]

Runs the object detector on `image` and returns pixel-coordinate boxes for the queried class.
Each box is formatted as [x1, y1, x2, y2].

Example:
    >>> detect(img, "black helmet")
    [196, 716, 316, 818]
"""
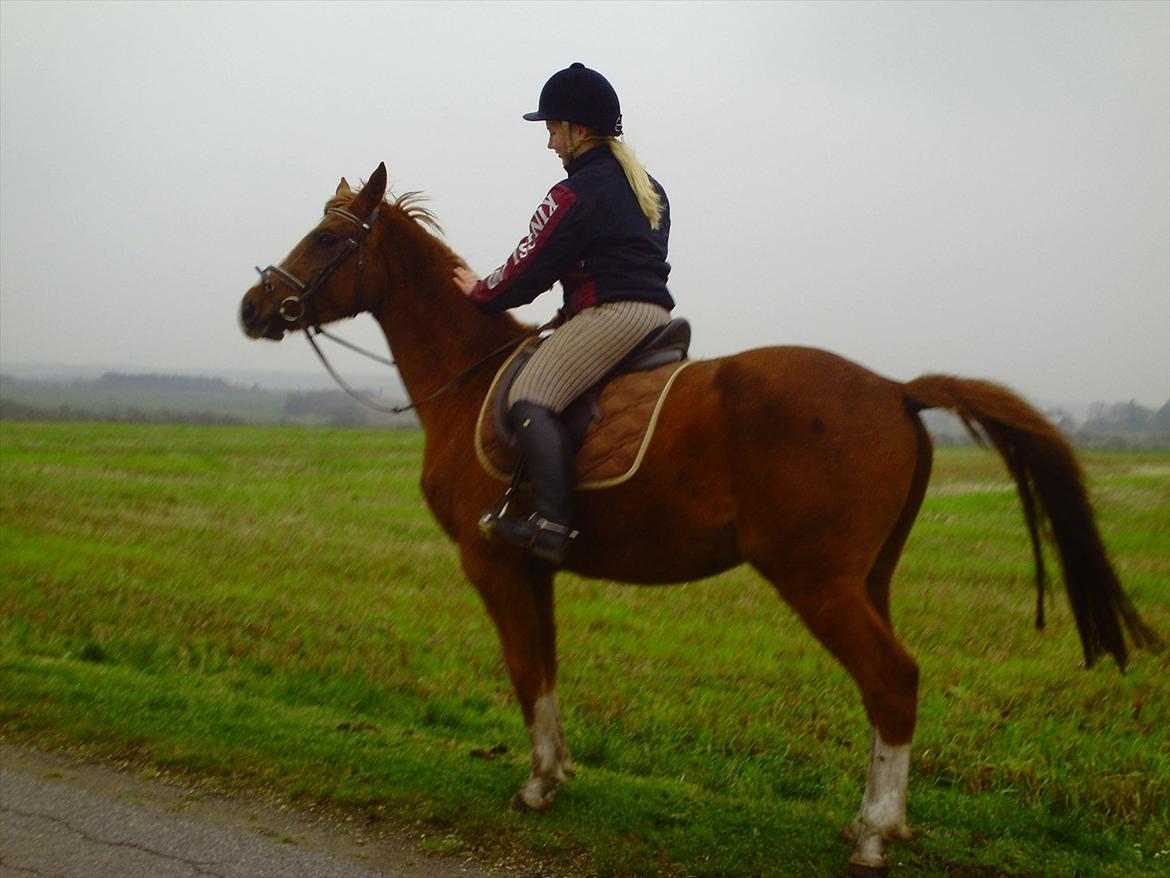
[522, 62, 623, 137]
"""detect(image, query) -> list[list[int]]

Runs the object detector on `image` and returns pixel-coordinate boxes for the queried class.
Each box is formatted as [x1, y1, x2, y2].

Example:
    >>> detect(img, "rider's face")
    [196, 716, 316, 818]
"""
[545, 121, 588, 166]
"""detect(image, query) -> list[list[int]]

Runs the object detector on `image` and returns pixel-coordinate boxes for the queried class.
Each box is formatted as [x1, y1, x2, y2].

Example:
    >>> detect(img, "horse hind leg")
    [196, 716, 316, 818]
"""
[837, 426, 931, 873]
[865, 416, 932, 625]
[756, 564, 919, 875]
[842, 534, 921, 864]
[841, 731, 915, 877]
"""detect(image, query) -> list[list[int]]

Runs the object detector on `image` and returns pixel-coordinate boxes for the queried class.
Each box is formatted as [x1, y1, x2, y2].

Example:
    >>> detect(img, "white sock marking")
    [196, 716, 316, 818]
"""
[862, 733, 910, 833]
[529, 691, 562, 776]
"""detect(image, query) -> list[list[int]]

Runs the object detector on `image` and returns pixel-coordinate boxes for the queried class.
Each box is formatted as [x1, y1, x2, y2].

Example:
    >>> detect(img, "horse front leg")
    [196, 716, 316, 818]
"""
[461, 546, 572, 811]
[519, 687, 575, 811]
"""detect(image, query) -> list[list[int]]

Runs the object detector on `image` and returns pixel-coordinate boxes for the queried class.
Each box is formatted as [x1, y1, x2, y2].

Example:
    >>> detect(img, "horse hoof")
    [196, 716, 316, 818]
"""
[510, 789, 554, 813]
[847, 864, 890, 878]
[887, 823, 916, 842]
[844, 822, 915, 846]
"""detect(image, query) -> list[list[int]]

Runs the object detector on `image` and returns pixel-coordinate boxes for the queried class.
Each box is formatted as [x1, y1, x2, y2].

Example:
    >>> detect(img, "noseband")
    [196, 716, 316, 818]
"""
[254, 205, 380, 325]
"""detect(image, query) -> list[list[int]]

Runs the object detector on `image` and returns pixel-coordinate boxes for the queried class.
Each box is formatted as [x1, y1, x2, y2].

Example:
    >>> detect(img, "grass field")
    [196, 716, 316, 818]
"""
[1, 420, 1167, 877]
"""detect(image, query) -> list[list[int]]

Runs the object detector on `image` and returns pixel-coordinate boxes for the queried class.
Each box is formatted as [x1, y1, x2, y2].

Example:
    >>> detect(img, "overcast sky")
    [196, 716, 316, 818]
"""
[1, 1, 1167, 408]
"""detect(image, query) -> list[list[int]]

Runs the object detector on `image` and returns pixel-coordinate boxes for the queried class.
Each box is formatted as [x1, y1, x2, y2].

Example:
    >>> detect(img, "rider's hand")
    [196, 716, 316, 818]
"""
[452, 265, 480, 295]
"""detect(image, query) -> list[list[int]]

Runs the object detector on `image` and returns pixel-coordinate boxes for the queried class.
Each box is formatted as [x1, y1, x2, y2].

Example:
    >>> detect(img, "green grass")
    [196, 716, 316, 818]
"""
[1, 421, 1167, 877]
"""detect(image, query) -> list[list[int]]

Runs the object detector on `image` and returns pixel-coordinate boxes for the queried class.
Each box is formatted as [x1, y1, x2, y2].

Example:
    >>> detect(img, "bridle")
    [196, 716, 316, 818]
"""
[255, 204, 380, 327]
[253, 202, 544, 416]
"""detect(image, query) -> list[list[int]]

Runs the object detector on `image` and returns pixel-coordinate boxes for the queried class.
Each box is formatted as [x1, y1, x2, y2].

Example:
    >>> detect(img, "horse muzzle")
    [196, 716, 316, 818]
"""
[238, 287, 288, 341]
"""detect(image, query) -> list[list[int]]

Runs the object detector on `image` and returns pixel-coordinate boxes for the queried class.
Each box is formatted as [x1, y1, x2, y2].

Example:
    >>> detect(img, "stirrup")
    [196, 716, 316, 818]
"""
[478, 504, 505, 539]
[491, 512, 579, 565]
[479, 468, 524, 539]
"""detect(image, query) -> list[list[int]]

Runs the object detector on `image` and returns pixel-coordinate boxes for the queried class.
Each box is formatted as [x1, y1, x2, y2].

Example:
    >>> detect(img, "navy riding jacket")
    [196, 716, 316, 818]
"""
[469, 146, 675, 316]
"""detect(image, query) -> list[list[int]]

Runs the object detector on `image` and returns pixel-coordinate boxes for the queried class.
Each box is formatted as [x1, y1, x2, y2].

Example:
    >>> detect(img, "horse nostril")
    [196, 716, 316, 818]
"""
[241, 300, 258, 325]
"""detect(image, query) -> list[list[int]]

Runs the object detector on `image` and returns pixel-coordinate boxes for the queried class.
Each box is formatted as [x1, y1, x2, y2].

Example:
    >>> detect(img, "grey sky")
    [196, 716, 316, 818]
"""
[1, 1, 1167, 408]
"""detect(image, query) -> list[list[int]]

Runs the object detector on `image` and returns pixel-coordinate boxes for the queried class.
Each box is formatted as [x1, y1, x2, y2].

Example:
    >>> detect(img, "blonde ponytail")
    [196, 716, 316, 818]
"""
[607, 138, 664, 230]
[562, 122, 665, 231]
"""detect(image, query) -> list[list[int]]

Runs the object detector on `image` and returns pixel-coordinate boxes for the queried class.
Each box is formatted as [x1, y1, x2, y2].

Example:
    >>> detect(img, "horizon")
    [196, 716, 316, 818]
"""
[3, 356, 1165, 419]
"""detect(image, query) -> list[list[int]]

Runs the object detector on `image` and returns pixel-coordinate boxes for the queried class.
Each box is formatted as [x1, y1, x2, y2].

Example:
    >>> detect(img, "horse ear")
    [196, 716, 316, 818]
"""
[352, 163, 388, 215]
[336, 177, 352, 196]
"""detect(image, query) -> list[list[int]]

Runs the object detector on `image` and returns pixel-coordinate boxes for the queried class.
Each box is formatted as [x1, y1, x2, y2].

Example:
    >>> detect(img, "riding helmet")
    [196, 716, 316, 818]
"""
[523, 62, 623, 137]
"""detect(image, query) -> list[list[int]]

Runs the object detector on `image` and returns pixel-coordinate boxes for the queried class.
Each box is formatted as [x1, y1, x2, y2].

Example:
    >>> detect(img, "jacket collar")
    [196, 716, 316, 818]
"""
[566, 143, 615, 176]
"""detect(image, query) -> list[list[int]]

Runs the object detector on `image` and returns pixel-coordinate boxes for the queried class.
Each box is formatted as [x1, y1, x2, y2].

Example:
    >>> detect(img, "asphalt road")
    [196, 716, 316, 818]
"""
[0, 746, 495, 878]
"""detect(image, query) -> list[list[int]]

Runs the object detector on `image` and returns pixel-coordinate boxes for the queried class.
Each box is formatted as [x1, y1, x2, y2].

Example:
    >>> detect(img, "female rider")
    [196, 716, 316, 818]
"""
[453, 62, 675, 566]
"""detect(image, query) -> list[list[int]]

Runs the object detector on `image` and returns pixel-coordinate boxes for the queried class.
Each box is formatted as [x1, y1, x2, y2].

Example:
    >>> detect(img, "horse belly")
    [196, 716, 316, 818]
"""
[568, 509, 741, 584]
[567, 362, 742, 584]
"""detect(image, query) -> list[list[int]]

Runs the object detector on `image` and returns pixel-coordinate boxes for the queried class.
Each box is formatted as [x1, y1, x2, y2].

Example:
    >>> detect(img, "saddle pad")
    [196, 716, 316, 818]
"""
[474, 344, 694, 491]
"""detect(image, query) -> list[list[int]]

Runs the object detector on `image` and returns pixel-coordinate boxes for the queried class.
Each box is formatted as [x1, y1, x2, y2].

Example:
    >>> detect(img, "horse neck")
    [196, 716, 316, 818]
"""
[366, 213, 526, 434]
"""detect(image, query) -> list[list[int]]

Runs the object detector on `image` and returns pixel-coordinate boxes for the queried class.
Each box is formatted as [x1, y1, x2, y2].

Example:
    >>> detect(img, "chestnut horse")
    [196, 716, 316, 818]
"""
[238, 163, 1158, 876]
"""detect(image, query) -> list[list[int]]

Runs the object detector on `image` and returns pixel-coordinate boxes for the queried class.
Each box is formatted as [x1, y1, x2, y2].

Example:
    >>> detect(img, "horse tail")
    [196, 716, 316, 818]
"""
[902, 374, 1163, 670]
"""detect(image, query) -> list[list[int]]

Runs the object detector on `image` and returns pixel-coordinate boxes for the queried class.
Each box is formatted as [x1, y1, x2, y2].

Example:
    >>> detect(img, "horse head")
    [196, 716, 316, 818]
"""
[239, 162, 388, 341]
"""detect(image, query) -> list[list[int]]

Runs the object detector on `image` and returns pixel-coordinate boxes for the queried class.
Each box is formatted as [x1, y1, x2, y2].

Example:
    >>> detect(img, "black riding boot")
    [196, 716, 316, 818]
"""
[492, 402, 577, 565]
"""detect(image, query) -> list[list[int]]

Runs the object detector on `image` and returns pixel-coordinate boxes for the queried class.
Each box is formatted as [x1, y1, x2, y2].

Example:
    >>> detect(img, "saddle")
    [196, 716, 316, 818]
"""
[475, 318, 694, 489]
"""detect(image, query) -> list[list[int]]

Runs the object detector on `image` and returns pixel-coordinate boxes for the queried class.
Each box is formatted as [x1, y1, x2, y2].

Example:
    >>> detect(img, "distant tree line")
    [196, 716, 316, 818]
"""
[95, 372, 244, 393]
[1065, 399, 1170, 451]
[1082, 400, 1169, 433]
[0, 399, 246, 426]
[893, 400, 1170, 451]
[0, 373, 416, 430]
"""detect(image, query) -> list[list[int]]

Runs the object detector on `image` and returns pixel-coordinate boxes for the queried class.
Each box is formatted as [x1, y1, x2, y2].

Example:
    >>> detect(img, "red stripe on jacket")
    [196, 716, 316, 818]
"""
[469, 184, 580, 313]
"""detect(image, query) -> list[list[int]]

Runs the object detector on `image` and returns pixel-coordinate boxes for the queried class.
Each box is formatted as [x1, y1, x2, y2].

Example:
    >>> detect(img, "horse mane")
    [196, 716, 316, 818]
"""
[325, 185, 443, 236]
[325, 176, 516, 331]
[392, 191, 443, 235]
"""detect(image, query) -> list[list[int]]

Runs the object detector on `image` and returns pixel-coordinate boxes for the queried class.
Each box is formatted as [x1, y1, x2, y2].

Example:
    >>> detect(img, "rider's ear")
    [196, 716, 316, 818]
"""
[352, 163, 388, 215]
[336, 177, 352, 197]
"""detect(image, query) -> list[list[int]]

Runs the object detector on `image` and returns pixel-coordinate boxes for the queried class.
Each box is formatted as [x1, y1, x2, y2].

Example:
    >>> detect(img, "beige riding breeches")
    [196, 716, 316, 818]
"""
[507, 300, 672, 413]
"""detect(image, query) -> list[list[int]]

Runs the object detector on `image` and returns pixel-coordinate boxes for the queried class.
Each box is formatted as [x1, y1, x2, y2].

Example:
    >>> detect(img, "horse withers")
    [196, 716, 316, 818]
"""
[238, 163, 1160, 877]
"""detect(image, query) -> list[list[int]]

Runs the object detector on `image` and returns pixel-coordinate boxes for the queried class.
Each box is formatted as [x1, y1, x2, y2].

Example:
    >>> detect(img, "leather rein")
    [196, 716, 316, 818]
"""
[255, 205, 539, 416]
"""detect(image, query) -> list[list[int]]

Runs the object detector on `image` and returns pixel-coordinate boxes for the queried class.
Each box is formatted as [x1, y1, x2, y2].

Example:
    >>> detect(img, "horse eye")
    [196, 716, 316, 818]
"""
[316, 232, 339, 247]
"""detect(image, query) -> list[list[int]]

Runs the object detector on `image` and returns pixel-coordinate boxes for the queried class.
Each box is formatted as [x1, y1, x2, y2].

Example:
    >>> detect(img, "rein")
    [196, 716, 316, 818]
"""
[305, 324, 543, 416]
[256, 204, 545, 417]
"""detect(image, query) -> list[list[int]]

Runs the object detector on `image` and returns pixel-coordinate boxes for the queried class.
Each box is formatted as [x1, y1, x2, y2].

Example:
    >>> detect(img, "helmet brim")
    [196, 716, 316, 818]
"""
[522, 111, 552, 122]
